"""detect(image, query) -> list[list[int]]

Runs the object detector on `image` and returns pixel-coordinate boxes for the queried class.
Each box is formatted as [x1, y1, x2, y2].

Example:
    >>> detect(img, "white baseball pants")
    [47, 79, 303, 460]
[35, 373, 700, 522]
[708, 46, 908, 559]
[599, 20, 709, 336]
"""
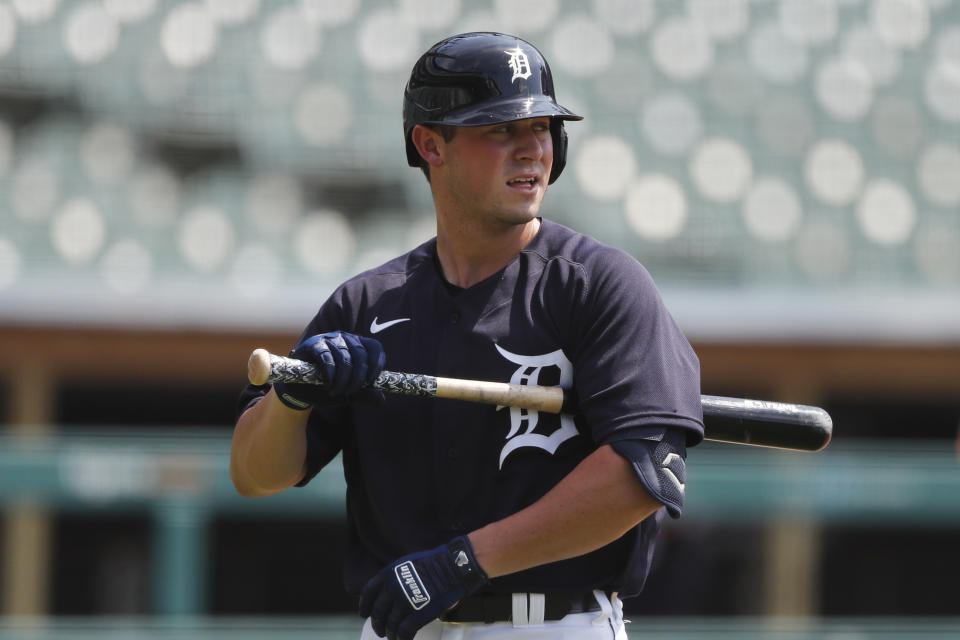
[360, 590, 628, 640]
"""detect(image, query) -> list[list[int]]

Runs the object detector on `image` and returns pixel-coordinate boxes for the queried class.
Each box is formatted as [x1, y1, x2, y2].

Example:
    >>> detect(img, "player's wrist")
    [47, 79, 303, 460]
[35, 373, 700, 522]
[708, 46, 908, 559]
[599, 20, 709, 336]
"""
[445, 535, 489, 591]
[272, 382, 313, 411]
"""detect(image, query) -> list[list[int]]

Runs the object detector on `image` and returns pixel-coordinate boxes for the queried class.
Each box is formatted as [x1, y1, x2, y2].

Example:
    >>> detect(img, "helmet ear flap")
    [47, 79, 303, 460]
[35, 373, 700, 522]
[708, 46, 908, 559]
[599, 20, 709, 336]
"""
[548, 119, 568, 185]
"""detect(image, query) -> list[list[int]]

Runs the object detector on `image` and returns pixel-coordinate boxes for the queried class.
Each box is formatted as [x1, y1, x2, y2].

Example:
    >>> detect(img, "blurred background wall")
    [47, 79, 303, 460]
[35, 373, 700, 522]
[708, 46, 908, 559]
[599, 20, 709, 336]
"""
[0, 0, 958, 638]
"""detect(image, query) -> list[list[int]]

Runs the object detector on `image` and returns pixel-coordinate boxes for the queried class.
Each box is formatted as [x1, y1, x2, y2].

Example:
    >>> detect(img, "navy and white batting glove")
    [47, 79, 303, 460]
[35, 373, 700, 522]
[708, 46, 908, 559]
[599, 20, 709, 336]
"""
[273, 331, 385, 410]
[359, 536, 489, 640]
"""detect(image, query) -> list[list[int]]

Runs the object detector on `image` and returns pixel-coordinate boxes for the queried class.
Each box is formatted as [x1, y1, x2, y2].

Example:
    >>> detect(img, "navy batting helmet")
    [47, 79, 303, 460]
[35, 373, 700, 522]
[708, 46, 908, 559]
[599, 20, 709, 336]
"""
[403, 32, 583, 184]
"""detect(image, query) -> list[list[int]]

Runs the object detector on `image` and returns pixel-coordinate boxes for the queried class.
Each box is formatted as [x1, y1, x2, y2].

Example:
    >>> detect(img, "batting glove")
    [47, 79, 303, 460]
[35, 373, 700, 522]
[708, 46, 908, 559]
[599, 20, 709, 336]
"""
[359, 536, 489, 640]
[273, 331, 385, 410]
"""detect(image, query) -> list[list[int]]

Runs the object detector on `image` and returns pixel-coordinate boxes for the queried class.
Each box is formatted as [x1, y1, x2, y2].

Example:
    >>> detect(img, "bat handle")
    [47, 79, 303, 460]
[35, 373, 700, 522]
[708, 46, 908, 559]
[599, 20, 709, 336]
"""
[248, 348, 273, 386]
[249, 347, 329, 387]
[248, 349, 436, 397]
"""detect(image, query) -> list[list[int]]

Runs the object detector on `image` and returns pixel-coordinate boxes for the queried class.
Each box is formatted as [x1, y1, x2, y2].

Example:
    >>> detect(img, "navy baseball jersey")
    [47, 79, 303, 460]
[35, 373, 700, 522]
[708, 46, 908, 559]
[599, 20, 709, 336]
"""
[239, 218, 704, 598]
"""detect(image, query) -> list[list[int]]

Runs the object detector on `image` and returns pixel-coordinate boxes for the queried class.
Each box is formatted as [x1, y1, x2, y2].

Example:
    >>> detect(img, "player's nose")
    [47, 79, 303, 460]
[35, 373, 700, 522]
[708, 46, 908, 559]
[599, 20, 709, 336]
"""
[514, 124, 548, 162]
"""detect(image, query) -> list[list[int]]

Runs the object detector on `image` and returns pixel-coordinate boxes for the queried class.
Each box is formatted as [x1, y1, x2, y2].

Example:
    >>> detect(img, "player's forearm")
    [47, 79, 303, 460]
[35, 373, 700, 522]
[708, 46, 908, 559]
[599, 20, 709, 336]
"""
[230, 389, 310, 497]
[467, 444, 662, 578]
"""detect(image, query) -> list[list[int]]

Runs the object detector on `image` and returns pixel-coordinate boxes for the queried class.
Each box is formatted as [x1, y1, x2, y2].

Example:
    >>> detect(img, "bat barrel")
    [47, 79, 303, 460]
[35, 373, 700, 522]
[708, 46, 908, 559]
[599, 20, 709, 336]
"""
[701, 395, 833, 451]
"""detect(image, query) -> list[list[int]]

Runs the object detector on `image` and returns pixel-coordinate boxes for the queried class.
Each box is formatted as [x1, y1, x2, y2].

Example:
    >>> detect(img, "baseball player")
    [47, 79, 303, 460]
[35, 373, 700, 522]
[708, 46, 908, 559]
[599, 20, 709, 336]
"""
[231, 32, 704, 640]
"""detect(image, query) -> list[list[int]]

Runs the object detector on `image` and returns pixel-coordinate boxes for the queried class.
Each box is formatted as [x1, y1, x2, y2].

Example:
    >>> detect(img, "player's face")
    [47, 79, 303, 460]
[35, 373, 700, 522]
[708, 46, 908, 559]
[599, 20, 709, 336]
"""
[440, 117, 554, 227]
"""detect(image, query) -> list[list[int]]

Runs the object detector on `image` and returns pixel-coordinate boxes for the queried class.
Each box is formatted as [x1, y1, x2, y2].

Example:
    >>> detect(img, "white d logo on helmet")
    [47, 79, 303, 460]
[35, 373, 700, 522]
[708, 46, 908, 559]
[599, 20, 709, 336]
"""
[504, 47, 532, 83]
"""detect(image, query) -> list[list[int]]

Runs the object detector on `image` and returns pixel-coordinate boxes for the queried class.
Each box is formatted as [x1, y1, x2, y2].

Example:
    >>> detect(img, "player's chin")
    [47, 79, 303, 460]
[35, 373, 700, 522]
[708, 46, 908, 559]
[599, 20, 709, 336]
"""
[502, 188, 546, 215]
[523, 197, 547, 219]
[499, 203, 542, 225]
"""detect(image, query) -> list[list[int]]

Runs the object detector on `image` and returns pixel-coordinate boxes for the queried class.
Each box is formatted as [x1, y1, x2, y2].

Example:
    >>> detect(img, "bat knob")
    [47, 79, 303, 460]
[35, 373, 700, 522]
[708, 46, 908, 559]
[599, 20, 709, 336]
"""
[248, 348, 272, 386]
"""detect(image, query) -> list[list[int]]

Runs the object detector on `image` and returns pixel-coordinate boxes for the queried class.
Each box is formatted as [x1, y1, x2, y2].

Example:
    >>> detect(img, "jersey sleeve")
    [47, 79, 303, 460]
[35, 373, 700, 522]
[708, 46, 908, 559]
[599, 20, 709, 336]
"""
[569, 247, 704, 447]
[567, 249, 702, 517]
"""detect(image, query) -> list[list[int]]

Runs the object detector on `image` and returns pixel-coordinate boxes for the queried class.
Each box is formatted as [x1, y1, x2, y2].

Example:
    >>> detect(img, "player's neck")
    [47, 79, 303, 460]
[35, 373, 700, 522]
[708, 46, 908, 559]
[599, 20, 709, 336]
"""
[435, 216, 541, 289]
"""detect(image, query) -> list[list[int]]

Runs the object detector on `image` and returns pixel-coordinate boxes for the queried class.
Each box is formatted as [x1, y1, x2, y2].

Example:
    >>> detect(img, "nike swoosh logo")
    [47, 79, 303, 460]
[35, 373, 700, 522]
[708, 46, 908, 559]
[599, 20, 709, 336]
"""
[370, 316, 411, 334]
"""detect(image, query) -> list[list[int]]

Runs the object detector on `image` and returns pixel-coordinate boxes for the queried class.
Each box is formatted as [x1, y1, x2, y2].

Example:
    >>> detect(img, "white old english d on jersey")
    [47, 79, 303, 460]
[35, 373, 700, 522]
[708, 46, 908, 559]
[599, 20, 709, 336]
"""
[494, 344, 578, 468]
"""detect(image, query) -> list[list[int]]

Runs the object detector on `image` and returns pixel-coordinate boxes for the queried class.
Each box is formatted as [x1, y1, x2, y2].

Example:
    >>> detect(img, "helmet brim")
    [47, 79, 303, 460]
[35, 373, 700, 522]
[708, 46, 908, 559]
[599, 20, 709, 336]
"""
[428, 96, 583, 127]
[404, 97, 583, 169]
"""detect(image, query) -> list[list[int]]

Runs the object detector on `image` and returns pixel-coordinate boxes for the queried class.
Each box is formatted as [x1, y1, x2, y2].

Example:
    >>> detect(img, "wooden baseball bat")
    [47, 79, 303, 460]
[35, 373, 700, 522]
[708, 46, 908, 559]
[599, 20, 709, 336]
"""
[248, 349, 833, 452]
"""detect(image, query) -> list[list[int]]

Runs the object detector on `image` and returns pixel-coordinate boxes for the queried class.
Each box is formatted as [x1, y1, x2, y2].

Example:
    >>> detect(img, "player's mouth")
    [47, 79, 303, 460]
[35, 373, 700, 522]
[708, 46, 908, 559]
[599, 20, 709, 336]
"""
[506, 175, 540, 191]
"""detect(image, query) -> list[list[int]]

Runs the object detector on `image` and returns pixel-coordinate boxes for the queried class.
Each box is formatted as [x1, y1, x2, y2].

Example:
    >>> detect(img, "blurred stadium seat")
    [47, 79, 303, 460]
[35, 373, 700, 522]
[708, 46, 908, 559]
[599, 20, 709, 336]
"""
[0, 0, 955, 339]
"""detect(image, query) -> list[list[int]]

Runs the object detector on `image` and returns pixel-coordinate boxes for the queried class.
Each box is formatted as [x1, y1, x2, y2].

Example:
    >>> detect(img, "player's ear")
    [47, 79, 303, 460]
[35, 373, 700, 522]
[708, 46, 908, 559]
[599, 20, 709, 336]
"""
[411, 125, 444, 168]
